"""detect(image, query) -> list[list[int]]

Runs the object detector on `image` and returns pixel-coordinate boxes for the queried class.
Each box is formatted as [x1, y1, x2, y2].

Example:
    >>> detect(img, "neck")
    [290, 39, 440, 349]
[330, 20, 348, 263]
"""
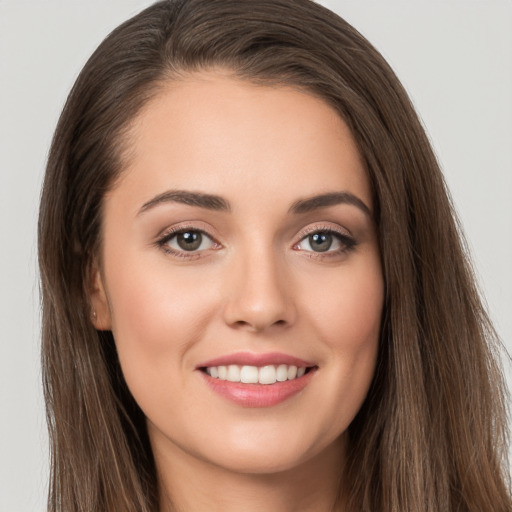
[152, 431, 348, 512]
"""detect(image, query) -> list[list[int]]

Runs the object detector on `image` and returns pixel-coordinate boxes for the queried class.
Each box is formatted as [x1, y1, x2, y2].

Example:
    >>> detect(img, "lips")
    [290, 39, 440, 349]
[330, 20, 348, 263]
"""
[196, 352, 317, 407]
[198, 352, 315, 368]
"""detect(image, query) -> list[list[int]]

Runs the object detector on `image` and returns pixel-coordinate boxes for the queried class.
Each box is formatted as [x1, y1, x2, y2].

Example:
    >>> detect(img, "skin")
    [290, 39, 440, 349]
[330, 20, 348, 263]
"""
[91, 71, 384, 512]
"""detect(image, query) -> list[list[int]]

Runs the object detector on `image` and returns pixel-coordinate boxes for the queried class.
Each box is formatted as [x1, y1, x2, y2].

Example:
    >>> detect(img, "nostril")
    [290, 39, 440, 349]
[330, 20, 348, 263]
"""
[229, 317, 289, 332]
[234, 320, 251, 327]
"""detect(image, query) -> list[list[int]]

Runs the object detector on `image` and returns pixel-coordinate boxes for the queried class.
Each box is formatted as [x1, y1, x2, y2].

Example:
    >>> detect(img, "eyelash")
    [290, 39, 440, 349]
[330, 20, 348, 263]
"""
[155, 224, 357, 260]
[293, 225, 357, 259]
[156, 225, 220, 259]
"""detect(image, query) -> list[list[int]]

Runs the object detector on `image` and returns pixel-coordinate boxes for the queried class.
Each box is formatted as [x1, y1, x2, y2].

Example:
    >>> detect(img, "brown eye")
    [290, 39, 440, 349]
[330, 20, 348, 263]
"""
[159, 229, 217, 255]
[176, 231, 203, 251]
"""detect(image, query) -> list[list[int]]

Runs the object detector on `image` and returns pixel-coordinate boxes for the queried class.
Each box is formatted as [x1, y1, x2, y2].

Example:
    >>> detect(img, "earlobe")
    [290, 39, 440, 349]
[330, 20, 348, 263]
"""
[89, 263, 112, 330]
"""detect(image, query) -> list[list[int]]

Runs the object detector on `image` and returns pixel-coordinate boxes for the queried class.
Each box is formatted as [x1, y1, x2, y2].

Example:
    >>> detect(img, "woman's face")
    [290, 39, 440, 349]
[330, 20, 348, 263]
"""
[92, 72, 384, 475]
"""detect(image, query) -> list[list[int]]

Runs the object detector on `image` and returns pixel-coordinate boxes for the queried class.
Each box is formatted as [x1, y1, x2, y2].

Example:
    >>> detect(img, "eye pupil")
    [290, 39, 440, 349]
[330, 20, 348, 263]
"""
[309, 232, 332, 252]
[177, 231, 202, 251]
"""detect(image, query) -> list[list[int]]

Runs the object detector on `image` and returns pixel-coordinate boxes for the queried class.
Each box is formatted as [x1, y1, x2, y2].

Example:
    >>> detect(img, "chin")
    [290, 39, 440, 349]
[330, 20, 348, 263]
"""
[188, 427, 346, 477]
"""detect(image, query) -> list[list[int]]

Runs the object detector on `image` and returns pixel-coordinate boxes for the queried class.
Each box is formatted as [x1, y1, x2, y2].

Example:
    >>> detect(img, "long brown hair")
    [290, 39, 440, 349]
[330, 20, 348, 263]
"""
[38, 1, 511, 510]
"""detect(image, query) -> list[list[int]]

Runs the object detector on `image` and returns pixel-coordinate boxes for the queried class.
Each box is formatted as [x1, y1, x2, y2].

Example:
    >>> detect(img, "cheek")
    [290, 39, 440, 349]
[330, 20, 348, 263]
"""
[104, 254, 218, 381]
[305, 255, 384, 350]
[300, 254, 383, 415]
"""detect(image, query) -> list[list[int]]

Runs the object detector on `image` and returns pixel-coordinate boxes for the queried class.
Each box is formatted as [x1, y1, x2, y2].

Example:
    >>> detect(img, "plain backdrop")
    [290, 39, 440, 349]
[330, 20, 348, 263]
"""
[1, 1, 511, 510]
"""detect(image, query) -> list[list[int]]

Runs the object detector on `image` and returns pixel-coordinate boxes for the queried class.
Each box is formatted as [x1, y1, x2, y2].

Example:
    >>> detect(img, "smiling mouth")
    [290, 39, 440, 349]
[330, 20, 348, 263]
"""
[201, 364, 316, 385]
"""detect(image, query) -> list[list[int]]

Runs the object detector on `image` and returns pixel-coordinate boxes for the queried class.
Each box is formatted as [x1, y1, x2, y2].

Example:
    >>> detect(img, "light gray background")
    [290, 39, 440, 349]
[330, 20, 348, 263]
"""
[1, 1, 510, 510]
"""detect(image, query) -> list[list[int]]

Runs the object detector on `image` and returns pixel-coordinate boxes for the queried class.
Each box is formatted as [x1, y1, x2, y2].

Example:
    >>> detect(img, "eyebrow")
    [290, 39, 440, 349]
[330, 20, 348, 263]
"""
[139, 190, 230, 215]
[289, 192, 371, 216]
[138, 189, 371, 217]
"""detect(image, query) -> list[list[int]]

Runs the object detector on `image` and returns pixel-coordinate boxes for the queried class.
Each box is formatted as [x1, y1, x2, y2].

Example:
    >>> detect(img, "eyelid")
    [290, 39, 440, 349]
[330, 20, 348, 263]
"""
[293, 222, 357, 256]
[155, 222, 222, 258]
[294, 222, 353, 242]
[155, 221, 216, 241]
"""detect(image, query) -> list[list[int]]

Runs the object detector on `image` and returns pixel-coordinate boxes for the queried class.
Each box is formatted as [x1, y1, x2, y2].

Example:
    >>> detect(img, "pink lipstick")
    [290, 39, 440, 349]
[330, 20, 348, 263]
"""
[196, 352, 317, 407]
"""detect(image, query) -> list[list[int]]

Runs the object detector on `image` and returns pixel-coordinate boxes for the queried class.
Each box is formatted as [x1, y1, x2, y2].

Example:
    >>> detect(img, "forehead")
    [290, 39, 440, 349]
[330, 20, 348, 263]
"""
[111, 71, 371, 215]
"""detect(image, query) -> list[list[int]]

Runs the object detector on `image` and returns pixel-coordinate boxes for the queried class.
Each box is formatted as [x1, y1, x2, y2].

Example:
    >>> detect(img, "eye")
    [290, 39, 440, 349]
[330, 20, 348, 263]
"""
[295, 229, 356, 255]
[301, 232, 337, 252]
[158, 228, 218, 255]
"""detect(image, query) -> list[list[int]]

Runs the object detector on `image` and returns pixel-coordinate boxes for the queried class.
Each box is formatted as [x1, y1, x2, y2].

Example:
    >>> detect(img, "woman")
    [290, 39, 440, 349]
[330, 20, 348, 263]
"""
[38, 0, 511, 511]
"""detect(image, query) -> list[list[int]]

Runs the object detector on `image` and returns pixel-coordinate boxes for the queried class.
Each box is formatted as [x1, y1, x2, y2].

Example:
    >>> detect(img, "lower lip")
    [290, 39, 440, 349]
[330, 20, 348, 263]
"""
[199, 370, 316, 408]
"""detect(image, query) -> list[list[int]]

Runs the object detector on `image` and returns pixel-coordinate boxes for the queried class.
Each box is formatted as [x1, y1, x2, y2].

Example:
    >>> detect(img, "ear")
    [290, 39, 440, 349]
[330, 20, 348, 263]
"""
[89, 261, 112, 330]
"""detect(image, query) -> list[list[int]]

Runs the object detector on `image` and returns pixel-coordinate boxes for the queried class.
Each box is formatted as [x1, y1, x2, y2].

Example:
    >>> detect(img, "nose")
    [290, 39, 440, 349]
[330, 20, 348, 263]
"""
[222, 247, 296, 332]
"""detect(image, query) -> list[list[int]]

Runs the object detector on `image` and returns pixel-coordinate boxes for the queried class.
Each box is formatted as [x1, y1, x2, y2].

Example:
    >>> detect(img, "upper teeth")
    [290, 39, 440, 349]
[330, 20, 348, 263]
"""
[206, 364, 306, 385]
